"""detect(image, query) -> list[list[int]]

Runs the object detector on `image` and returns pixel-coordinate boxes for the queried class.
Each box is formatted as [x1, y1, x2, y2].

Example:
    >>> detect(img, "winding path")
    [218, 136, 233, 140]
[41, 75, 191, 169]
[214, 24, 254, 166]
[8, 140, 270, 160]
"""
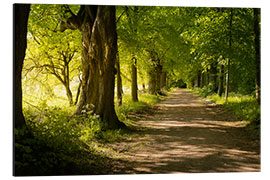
[112, 88, 260, 174]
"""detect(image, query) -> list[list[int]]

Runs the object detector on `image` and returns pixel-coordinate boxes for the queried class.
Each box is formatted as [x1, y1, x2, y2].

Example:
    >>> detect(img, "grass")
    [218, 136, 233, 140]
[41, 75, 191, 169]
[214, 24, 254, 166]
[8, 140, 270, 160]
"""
[193, 87, 260, 139]
[116, 93, 160, 115]
[16, 92, 160, 176]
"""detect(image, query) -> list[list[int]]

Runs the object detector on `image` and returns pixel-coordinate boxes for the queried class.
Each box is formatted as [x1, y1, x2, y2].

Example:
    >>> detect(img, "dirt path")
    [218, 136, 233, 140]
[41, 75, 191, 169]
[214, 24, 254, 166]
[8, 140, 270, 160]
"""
[111, 88, 260, 174]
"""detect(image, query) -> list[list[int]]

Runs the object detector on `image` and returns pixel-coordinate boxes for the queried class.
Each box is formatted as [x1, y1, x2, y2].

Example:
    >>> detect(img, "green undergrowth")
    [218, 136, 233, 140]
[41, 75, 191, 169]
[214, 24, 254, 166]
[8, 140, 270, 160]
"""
[116, 93, 160, 116]
[15, 92, 160, 176]
[115, 93, 161, 128]
[193, 87, 260, 139]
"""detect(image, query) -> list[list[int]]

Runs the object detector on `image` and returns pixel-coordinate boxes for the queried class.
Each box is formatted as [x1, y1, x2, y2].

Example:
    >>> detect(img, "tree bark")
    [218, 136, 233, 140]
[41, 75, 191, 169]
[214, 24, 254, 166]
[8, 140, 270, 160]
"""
[205, 70, 209, 86]
[196, 70, 201, 88]
[209, 62, 217, 88]
[131, 57, 138, 102]
[64, 83, 73, 106]
[200, 72, 204, 88]
[160, 71, 167, 91]
[62, 5, 125, 129]
[155, 62, 162, 94]
[115, 51, 123, 106]
[148, 70, 156, 94]
[74, 77, 82, 105]
[217, 59, 224, 97]
[253, 8, 260, 104]
[225, 9, 233, 101]
[14, 4, 30, 129]
[225, 59, 230, 100]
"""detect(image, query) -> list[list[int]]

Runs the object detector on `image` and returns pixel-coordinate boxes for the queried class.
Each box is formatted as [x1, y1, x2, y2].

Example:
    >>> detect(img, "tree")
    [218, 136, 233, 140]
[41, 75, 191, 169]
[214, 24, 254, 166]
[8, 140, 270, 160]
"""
[60, 5, 125, 129]
[253, 8, 260, 104]
[225, 9, 233, 101]
[25, 43, 79, 106]
[131, 56, 138, 101]
[14, 4, 30, 129]
[115, 51, 123, 106]
[24, 4, 82, 107]
[217, 57, 224, 97]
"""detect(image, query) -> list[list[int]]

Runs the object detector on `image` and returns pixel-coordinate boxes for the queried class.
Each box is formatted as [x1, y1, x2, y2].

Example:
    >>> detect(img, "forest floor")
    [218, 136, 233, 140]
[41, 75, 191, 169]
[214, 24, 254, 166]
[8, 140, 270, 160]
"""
[105, 88, 260, 174]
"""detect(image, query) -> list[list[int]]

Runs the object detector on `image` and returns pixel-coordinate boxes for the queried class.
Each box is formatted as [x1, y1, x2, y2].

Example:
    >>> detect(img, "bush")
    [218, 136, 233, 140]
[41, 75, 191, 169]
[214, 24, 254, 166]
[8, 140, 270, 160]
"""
[16, 92, 161, 175]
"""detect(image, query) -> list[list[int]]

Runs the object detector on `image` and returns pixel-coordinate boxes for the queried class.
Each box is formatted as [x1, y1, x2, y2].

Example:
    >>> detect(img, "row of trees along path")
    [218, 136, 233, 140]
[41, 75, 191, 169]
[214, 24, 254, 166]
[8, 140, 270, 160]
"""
[109, 88, 260, 174]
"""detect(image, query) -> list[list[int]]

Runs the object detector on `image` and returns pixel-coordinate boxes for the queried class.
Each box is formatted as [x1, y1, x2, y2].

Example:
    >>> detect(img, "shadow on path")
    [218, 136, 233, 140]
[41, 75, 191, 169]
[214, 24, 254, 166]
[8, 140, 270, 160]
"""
[112, 89, 260, 174]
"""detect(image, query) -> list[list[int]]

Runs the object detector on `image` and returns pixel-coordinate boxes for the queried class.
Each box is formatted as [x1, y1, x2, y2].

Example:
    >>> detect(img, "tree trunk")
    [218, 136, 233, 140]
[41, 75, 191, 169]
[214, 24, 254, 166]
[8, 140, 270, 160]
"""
[64, 84, 73, 106]
[209, 62, 217, 86]
[253, 8, 260, 104]
[148, 70, 156, 94]
[217, 59, 224, 97]
[205, 70, 209, 86]
[160, 71, 167, 91]
[14, 4, 30, 129]
[74, 77, 82, 105]
[196, 70, 201, 88]
[225, 59, 230, 100]
[67, 6, 125, 129]
[225, 9, 233, 101]
[200, 72, 204, 88]
[115, 51, 123, 106]
[155, 64, 162, 94]
[167, 75, 172, 89]
[191, 78, 195, 88]
[131, 57, 138, 102]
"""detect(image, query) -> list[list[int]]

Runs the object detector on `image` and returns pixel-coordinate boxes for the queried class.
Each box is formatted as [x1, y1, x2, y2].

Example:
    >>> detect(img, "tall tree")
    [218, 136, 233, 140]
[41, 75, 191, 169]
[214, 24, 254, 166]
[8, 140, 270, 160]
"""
[115, 51, 123, 106]
[14, 4, 30, 129]
[131, 56, 138, 101]
[253, 8, 260, 104]
[225, 9, 233, 101]
[61, 5, 125, 129]
[217, 58, 224, 96]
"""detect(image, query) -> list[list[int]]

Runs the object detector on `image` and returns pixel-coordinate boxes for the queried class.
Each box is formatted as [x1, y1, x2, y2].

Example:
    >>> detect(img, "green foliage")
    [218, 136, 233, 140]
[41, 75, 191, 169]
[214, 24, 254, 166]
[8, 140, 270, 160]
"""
[23, 4, 82, 107]
[194, 83, 217, 97]
[194, 90, 260, 138]
[17, 88, 161, 175]
[208, 93, 260, 125]
[17, 4, 260, 175]
[116, 93, 160, 116]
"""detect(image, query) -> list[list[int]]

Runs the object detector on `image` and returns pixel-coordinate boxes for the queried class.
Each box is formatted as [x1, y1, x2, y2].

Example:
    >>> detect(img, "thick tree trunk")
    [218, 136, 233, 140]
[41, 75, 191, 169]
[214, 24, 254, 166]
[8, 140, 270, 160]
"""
[253, 8, 260, 104]
[217, 59, 224, 97]
[115, 51, 123, 106]
[131, 57, 138, 102]
[14, 4, 30, 129]
[71, 6, 125, 129]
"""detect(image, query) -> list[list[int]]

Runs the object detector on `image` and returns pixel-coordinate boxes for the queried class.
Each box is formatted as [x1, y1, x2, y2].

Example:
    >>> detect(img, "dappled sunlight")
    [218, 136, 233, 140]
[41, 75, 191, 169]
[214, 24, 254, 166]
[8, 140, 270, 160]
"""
[120, 89, 260, 174]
